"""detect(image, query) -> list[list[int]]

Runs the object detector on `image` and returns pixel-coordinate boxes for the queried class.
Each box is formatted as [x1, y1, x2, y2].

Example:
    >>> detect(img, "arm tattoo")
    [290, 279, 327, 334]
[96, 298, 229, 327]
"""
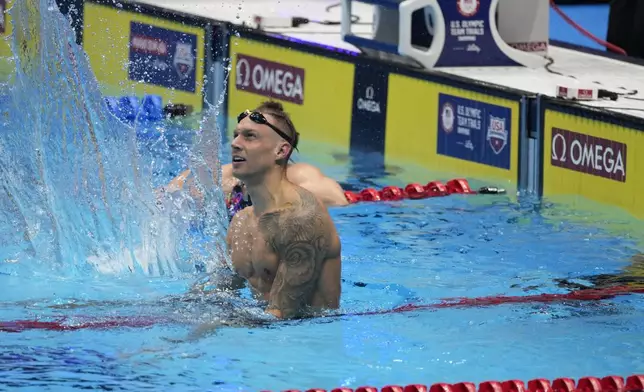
[258, 188, 328, 319]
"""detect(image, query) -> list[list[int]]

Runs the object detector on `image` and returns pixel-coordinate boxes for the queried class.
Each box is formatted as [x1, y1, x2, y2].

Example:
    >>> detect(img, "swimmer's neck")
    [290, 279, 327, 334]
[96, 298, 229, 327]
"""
[243, 168, 290, 215]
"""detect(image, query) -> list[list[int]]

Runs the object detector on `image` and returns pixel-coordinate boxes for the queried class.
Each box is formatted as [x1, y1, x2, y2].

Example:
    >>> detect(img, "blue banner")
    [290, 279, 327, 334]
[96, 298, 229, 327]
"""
[437, 93, 512, 170]
[128, 22, 197, 93]
[435, 0, 519, 67]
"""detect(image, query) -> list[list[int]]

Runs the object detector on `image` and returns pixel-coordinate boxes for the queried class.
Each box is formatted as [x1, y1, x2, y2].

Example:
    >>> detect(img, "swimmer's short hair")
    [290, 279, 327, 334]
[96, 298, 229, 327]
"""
[254, 101, 300, 153]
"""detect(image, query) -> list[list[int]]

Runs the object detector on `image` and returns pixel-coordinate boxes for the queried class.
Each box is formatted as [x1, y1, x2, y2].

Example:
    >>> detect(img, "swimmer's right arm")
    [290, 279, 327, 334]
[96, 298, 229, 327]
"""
[165, 169, 193, 193]
[218, 214, 246, 290]
[158, 165, 237, 199]
[188, 210, 245, 294]
[189, 231, 244, 294]
[155, 169, 204, 204]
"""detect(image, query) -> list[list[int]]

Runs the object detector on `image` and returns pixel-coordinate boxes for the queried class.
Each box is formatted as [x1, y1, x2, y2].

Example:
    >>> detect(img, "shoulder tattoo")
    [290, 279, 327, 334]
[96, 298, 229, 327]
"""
[257, 188, 328, 316]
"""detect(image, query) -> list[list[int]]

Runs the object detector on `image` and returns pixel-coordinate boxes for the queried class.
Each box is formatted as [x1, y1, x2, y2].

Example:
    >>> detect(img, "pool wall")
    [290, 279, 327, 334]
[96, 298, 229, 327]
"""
[80, 1, 208, 113]
[21, 0, 644, 219]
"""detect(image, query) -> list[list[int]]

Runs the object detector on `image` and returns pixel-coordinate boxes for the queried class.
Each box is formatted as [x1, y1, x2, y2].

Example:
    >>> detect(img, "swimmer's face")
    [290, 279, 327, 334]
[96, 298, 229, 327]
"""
[231, 113, 291, 181]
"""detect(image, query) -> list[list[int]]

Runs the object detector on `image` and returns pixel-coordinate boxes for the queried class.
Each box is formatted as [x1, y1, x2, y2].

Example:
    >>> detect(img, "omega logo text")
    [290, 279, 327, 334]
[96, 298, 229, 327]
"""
[357, 85, 381, 113]
[235, 54, 305, 105]
[550, 127, 626, 182]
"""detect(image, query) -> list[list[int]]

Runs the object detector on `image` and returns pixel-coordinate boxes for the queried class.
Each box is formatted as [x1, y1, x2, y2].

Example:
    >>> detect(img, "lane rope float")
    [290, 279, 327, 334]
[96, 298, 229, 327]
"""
[2, 284, 643, 333]
[342, 178, 506, 204]
[259, 373, 644, 392]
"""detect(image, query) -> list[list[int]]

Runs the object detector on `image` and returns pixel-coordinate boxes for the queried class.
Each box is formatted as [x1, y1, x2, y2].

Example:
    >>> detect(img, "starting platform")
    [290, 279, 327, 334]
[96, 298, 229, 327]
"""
[137, 0, 644, 120]
[340, 0, 549, 69]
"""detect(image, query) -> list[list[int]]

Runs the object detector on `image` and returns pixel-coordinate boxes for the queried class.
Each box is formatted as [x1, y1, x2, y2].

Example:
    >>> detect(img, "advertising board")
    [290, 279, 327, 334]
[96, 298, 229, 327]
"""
[226, 35, 355, 153]
[0, 0, 42, 83]
[82, 1, 206, 112]
[349, 61, 390, 161]
[0, 0, 13, 83]
[542, 108, 644, 218]
[385, 73, 520, 185]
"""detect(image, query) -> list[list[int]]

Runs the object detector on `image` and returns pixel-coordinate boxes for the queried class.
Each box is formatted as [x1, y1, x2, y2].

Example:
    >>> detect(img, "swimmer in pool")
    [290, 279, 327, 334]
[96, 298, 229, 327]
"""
[219, 101, 342, 320]
[161, 129, 349, 220]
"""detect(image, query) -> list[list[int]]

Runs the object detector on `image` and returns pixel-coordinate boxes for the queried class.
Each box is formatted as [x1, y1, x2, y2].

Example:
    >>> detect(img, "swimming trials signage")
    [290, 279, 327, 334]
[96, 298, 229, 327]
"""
[434, 0, 520, 67]
[437, 92, 512, 170]
[128, 21, 197, 93]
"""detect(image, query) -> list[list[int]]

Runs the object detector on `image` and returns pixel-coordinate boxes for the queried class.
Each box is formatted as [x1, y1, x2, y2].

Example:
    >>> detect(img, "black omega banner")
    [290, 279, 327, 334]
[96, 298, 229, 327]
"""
[350, 62, 389, 156]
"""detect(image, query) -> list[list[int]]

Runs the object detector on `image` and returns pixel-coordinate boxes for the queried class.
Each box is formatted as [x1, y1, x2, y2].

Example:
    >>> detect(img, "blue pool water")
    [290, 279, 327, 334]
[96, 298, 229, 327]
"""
[3, 156, 644, 391]
[2, 1, 644, 391]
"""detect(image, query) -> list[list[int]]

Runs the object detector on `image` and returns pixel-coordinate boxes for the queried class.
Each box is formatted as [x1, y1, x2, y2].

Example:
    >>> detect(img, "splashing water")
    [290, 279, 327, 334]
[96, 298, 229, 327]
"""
[0, 0, 228, 279]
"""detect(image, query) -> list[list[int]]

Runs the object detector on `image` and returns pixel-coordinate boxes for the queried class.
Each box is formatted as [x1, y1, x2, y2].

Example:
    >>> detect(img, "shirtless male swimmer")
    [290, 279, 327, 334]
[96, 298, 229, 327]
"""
[163, 131, 349, 214]
[221, 101, 342, 320]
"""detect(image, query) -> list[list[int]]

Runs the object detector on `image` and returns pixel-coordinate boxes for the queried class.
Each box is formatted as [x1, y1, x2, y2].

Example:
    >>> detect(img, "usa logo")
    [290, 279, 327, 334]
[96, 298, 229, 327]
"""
[486, 115, 508, 154]
[457, 0, 480, 17]
[441, 102, 455, 133]
[173, 42, 194, 80]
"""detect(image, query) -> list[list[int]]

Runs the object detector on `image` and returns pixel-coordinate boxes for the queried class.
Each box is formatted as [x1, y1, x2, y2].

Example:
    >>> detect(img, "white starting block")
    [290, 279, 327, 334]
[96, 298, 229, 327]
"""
[341, 0, 549, 69]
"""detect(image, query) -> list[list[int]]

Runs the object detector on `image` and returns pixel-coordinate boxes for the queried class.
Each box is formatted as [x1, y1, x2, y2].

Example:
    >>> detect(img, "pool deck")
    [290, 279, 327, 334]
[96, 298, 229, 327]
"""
[136, 0, 644, 120]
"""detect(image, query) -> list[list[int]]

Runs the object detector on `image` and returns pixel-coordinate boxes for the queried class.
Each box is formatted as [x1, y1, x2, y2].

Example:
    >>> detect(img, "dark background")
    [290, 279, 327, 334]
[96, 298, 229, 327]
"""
[552, 0, 611, 4]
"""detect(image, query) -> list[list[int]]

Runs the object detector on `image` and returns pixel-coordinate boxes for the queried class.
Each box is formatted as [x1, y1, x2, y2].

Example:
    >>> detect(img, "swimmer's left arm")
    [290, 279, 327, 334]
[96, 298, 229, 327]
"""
[258, 190, 328, 320]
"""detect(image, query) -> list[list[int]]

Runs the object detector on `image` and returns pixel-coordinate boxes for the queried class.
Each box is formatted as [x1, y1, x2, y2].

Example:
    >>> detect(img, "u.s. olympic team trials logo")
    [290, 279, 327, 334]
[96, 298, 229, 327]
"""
[441, 102, 455, 133]
[486, 115, 508, 154]
[457, 0, 480, 17]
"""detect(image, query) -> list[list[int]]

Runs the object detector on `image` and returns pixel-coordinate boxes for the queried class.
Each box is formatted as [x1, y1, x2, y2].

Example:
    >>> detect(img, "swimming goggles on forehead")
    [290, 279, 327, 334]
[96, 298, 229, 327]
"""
[237, 110, 296, 148]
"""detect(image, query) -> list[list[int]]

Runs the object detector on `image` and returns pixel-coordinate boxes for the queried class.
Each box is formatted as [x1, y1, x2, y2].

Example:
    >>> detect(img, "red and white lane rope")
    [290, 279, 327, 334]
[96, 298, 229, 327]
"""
[265, 373, 644, 392]
[343, 178, 505, 204]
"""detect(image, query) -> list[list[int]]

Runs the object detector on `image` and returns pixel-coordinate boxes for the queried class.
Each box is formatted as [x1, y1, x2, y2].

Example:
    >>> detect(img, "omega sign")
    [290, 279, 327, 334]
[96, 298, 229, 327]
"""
[357, 85, 381, 113]
[235, 54, 305, 105]
[550, 127, 626, 183]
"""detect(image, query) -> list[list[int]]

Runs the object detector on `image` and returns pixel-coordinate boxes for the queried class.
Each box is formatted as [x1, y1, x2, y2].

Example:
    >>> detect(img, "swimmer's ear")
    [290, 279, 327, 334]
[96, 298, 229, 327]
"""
[274, 141, 291, 162]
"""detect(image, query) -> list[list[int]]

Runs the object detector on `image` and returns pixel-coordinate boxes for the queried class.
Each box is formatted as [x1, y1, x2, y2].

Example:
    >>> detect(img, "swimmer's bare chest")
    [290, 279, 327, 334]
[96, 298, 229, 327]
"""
[228, 211, 278, 299]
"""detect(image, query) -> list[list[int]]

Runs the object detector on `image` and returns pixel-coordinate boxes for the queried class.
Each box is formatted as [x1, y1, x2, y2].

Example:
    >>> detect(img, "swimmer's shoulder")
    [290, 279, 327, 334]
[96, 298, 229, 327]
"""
[232, 205, 254, 221]
[277, 184, 339, 256]
[290, 185, 342, 265]
[228, 206, 255, 235]
[290, 183, 329, 215]
[293, 185, 341, 259]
